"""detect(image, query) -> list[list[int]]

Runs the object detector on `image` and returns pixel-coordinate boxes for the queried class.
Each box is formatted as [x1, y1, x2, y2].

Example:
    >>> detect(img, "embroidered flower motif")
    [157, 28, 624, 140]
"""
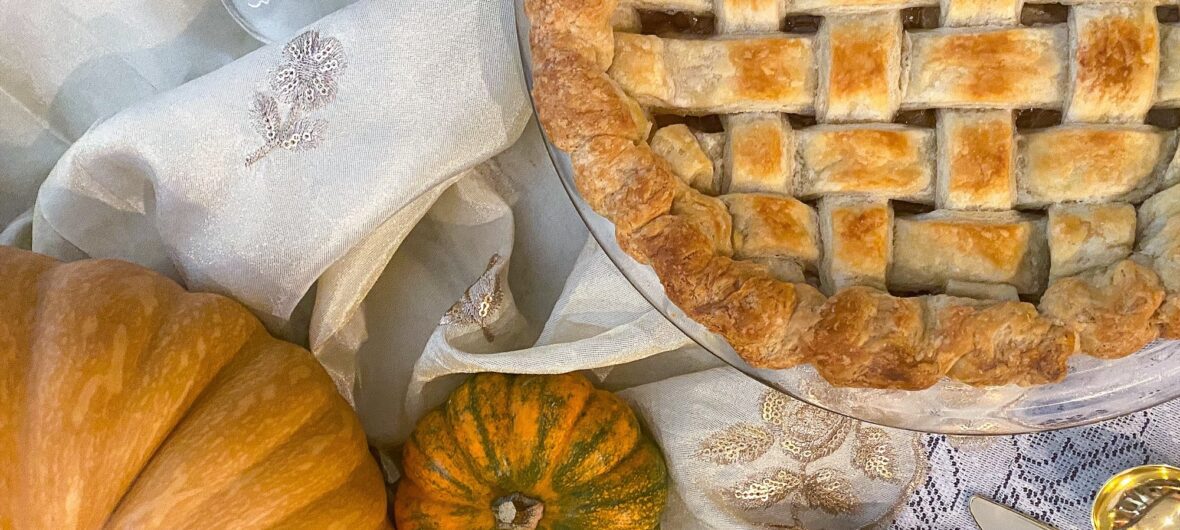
[270, 30, 347, 111]
[246, 30, 346, 166]
[697, 390, 910, 522]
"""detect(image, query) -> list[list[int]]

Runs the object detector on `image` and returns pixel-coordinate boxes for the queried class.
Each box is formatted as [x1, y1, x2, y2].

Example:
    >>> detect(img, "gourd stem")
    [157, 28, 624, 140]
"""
[492, 492, 544, 530]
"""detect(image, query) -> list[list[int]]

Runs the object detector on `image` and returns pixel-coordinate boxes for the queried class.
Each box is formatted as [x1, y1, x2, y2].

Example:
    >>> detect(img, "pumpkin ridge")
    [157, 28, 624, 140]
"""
[550, 421, 615, 486]
[101, 296, 256, 524]
[395, 478, 493, 529]
[170, 404, 370, 528]
[458, 373, 515, 487]
[105, 334, 343, 527]
[439, 414, 498, 497]
[105, 293, 258, 506]
[553, 440, 668, 521]
[506, 374, 593, 493]
[0, 248, 57, 529]
[548, 390, 643, 491]
[413, 403, 497, 507]
[561, 479, 667, 510]
[406, 422, 478, 499]
[23, 260, 189, 529]
[525, 374, 594, 490]
[268, 459, 390, 529]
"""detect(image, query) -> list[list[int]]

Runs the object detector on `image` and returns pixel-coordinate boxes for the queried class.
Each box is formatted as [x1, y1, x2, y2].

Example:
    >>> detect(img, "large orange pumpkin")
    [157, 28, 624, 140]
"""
[394, 372, 668, 529]
[0, 246, 389, 529]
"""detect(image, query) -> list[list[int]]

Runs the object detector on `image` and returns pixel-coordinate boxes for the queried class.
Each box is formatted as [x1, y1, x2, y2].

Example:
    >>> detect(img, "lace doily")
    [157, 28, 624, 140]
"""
[891, 399, 1180, 529]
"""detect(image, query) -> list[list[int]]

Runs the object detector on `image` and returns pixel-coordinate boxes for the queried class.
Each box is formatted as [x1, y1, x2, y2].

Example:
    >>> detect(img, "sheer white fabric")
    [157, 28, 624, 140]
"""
[31, 0, 530, 327]
[0, 0, 260, 230]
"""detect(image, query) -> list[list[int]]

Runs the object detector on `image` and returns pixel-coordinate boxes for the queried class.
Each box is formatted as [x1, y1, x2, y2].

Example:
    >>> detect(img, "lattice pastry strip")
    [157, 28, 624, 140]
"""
[891, 211, 1049, 295]
[818, 196, 893, 293]
[903, 26, 1068, 109]
[722, 193, 822, 270]
[939, 0, 1021, 26]
[1138, 183, 1180, 344]
[1065, 5, 1160, 123]
[1047, 202, 1136, 279]
[609, 33, 817, 114]
[650, 124, 716, 190]
[724, 113, 795, 194]
[715, 0, 783, 33]
[936, 110, 1017, 210]
[1160, 25, 1180, 106]
[1139, 183, 1180, 292]
[817, 12, 903, 122]
[796, 125, 935, 201]
[1015, 125, 1174, 206]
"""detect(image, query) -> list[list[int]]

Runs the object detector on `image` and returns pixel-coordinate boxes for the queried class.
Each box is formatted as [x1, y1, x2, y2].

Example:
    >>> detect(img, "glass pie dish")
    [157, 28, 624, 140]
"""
[512, 3, 1180, 435]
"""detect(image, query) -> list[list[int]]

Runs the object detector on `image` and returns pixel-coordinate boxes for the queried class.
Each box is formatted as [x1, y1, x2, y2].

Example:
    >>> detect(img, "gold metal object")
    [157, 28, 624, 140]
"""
[1092, 465, 1180, 530]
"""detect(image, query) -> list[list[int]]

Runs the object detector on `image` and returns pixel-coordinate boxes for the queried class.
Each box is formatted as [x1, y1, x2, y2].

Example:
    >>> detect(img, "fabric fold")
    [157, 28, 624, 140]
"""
[32, 0, 530, 329]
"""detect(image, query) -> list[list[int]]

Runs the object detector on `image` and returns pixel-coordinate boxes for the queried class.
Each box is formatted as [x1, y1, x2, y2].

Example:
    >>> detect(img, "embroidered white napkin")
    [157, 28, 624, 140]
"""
[31, 0, 531, 347]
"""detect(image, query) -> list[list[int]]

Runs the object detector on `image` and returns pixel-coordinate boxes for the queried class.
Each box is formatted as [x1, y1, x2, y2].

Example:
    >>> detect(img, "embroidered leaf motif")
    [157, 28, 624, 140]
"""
[280, 118, 328, 152]
[760, 390, 790, 428]
[802, 468, 857, 515]
[697, 423, 774, 465]
[852, 426, 899, 482]
[441, 254, 504, 342]
[250, 93, 283, 142]
[727, 468, 803, 510]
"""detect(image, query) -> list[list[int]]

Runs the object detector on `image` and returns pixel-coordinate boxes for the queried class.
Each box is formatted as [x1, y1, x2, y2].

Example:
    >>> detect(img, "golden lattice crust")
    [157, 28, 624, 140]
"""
[904, 27, 1067, 108]
[0, 247, 388, 529]
[817, 13, 903, 122]
[526, 0, 1180, 389]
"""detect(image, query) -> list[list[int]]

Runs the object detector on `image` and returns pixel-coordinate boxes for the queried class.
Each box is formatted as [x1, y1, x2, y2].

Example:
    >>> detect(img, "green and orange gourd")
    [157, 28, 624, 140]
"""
[395, 372, 669, 529]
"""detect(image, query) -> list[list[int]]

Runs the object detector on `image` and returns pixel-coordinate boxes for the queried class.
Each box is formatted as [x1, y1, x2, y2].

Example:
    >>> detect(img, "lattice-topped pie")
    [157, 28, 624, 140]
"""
[526, 0, 1180, 389]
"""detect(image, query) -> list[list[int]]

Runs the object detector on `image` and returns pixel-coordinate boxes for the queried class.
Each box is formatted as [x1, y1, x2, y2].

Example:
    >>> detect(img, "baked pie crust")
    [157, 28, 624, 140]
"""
[526, 0, 1180, 389]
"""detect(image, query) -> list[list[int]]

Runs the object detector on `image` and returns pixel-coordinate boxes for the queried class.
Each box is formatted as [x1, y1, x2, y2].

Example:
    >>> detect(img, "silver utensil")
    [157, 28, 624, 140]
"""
[969, 496, 1059, 530]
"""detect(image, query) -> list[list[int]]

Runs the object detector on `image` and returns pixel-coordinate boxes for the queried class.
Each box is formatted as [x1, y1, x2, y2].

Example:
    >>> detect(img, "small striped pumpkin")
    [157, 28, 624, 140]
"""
[394, 373, 668, 529]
